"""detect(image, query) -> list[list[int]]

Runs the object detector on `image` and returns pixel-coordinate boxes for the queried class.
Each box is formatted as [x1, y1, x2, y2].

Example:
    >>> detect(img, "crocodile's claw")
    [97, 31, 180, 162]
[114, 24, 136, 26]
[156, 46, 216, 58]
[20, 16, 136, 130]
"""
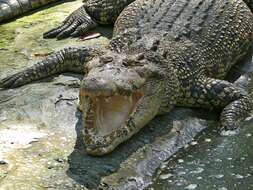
[43, 6, 97, 40]
[0, 72, 27, 89]
[220, 122, 239, 132]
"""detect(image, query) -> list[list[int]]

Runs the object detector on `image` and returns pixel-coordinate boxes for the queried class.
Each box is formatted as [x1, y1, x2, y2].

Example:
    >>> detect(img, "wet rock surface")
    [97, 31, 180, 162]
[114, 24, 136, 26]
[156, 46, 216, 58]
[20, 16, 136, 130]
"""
[0, 1, 253, 190]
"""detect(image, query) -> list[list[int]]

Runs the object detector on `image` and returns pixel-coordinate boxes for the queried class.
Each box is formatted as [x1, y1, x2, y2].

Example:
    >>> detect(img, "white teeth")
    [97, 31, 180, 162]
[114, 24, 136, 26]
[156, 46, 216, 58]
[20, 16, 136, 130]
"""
[105, 98, 109, 103]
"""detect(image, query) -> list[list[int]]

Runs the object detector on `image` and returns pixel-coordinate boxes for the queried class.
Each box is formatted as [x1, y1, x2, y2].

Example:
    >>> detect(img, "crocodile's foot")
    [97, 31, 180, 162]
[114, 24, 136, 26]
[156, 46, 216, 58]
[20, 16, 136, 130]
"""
[180, 76, 253, 135]
[43, 6, 97, 40]
[0, 71, 28, 89]
[0, 47, 95, 89]
[220, 95, 253, 131]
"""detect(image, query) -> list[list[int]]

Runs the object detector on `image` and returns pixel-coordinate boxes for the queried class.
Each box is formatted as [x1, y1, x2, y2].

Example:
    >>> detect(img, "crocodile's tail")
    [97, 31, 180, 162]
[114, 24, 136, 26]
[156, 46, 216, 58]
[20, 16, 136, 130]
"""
[0, 0, 59, 23]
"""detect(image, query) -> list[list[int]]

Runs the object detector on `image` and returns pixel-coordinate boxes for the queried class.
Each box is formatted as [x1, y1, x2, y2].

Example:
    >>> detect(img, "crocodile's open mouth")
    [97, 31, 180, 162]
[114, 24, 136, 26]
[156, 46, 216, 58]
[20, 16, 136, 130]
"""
[82, 90, 144, 136]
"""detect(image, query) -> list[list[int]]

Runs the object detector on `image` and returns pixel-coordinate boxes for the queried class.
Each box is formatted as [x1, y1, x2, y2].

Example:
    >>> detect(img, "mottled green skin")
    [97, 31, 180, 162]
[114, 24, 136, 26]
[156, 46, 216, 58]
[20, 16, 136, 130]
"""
[1, 0, 253, 155]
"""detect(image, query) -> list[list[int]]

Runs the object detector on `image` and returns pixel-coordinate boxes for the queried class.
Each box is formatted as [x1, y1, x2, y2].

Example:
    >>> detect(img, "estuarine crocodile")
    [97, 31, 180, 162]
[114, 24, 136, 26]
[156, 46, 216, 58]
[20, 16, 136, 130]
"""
[1, 0, 253, 155]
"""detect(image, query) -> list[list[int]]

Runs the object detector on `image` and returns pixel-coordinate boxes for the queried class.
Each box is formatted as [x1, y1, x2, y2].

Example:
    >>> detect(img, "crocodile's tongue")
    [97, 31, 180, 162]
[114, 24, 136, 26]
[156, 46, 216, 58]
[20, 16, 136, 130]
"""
[91, 91, 143, 136]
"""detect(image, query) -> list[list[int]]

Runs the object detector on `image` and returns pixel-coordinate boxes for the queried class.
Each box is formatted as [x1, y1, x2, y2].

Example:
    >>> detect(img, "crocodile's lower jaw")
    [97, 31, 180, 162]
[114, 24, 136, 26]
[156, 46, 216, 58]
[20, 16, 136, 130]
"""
[81, 90, 143, 154]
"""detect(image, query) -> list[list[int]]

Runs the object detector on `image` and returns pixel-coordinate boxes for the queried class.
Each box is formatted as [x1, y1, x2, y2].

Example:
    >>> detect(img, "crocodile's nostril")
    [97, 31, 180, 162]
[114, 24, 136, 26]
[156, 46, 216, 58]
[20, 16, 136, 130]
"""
[90, 78, 97, 82]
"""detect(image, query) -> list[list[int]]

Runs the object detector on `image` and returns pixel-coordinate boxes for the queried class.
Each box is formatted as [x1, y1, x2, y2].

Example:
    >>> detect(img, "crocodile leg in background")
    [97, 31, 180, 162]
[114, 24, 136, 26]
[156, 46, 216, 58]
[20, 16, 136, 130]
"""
[43, 0, 135, 39]
[43, 5, 98, 39]
[0, 47, 101, 88]
[0, 0, 60, 22]
[178, 76, 253, 131]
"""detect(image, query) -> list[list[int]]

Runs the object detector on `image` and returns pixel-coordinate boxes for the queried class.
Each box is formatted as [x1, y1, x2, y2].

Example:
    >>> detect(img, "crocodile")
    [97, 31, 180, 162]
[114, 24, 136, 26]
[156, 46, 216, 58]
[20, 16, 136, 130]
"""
[0, 0, 60, 22]
[1, 0, 253, 156]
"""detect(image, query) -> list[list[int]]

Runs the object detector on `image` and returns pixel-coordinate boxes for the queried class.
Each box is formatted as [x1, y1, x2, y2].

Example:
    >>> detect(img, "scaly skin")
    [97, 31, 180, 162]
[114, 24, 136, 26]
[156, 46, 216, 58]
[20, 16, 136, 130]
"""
[1, 0, 253, 155]
[0, 0, 59, 22]
[43, 0, 135, 39]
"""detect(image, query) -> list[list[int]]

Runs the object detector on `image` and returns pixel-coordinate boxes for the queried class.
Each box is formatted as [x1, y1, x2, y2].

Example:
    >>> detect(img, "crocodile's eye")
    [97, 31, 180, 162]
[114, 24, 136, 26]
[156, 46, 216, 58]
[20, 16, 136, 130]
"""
[122, 58, 132, 66]
[100, 55, 113, 63]
[135, 53, 145, 60]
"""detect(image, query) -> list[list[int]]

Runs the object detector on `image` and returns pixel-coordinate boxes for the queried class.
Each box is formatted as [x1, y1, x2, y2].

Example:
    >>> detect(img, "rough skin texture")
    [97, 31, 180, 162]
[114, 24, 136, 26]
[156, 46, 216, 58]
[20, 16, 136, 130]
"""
[43, 0, 135, 39]
[1, 0, 253, 155]
[0, 0, 59, 22]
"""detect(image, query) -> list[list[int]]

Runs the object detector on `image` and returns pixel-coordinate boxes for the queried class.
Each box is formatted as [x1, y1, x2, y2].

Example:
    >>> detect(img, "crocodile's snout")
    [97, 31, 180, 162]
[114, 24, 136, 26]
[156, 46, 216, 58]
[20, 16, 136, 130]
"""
[81, 77, 117, 97]
[82, 60, 146, 96]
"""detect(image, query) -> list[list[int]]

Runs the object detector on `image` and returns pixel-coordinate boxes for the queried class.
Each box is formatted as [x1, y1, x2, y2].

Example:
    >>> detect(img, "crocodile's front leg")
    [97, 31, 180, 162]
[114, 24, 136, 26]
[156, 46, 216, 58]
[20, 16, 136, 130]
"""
[43, 6, 98, 39]
[178, 76, 253, 131]
[0, 47, 100, 88]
